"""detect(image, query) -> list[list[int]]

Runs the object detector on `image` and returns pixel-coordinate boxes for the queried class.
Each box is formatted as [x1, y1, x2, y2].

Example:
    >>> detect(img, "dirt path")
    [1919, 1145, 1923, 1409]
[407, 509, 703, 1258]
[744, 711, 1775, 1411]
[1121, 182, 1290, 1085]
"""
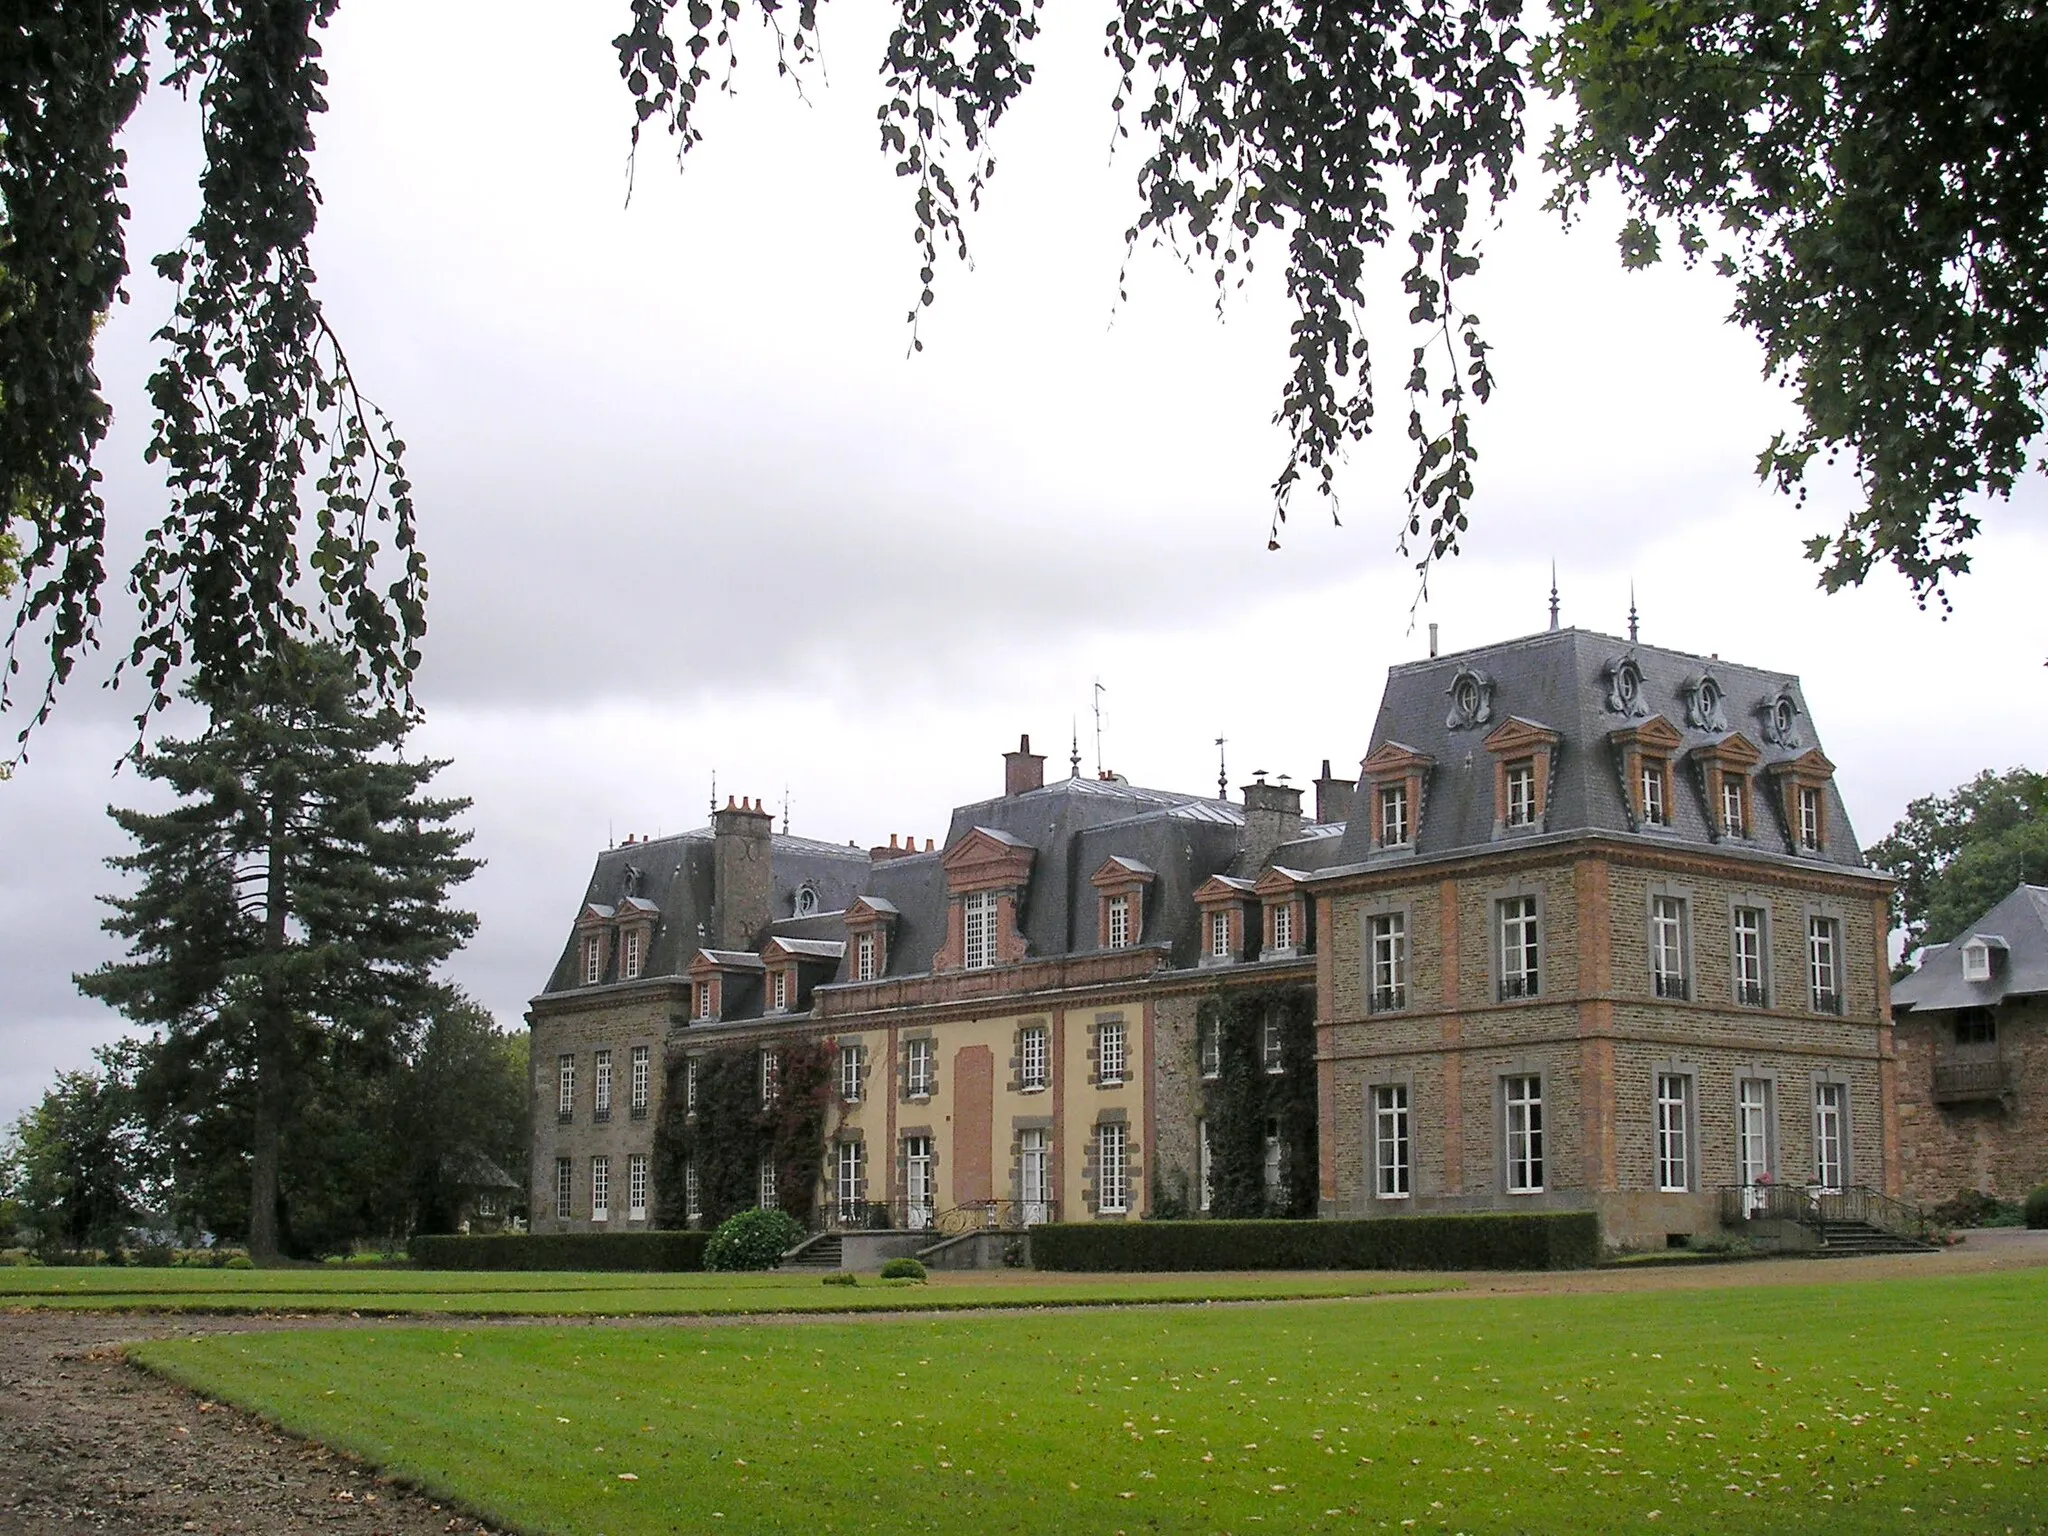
[6, 1231, 2044, 1535]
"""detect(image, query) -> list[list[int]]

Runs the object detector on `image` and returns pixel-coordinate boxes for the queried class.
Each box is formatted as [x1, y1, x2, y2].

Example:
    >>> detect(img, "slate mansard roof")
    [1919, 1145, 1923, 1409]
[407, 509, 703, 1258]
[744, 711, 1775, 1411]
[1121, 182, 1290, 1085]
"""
[1331, 627, 1870, 874]
[1892, 885, 2048, 1013]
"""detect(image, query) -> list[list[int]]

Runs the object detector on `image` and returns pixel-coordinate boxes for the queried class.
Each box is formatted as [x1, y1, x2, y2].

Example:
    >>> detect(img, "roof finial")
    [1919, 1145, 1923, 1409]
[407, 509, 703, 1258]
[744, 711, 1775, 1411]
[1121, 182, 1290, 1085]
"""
[1093, 679, 1106, 778]
[1215, 736, 1229, 801]
[709, 770, 717, 819]
[781, 784, 790, 836]
[1628, 582, 1639, 643]
[1070, 719, 1081, 780]
[1548, 561, 1560, 632]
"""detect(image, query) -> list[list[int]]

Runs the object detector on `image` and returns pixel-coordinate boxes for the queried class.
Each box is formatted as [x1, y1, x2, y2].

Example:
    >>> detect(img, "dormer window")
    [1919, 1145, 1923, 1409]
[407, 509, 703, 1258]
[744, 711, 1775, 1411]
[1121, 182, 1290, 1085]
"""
[844, 895, 898, 983]
[1485, 718, 1560, 837]
[938, 826, 1035, 973]
[1640, 761, 1669, 827]
[1961, 937, 2006, 984]
[1798, 786, 1822, 850]
[1379, 784, 1410, 846]
[1768, 749, 1837, 857]
[1107, 894, 1131, 948]
[771, 968, 788, 1012]
[963, 890, 997, 970]
[794, 883, 818, 917]
[583, 934, 603, 985]
[1722, 776, 1747, 837]
[1609, 716, 1683, 834]
[696, 981, 714, 1021]
[622, 929, 643, 980]
[856, 931, 876, 981]
[1209, 910, 1230, 959]
[1506, 761, 1537, 827]
[1272, 902, 1294, 951]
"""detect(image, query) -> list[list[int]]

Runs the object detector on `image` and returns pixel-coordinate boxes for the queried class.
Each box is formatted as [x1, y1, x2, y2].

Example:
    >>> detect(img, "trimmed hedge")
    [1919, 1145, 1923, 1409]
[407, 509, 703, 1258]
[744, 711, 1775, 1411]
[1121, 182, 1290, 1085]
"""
[407, 1232, 708, 1272]
[1030, 1212, 1601, 1272]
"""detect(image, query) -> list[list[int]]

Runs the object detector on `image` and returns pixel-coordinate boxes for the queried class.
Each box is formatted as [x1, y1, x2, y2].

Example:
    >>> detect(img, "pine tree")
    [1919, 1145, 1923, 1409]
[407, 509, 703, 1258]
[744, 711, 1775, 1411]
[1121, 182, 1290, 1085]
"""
[76, 643, 478, 1262]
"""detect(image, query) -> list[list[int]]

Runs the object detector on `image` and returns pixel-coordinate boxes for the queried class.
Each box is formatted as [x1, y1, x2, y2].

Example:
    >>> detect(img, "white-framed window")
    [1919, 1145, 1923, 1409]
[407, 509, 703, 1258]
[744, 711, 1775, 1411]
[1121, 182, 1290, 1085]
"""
[582, 934, 602, 985]
[1262, 1117, 1283, 1200]
[1271, 901, 1295, 952]
[1798, 786, 1823, 851]
[907, 1037, 933, 1098]
[1655, 1073, 1691, 1193]
[594, 1049, 613, 1117]
[591, 1155, 611, 1223]
[758, 1155, 778, 1211]
[1651, 896, 1688, 1000]
[1209, 909, 1231, 960]
[1504, 1075, 1544, 1193]
[1808, 916, 1842, 1013]
[557, 1054, 576, 1119]
[1737, 1078, 1772, 1196]
[1198, 1015, 1221, 1079]
[836, 1140, 864, 1224]
[554, 1156, 573, 1219]
[1373, 1084, 1410, 1199]
[1498, 896, 1540, 1000]
[630, 1044, 651, 1114]
[963, 890, 997, 970]
[1020, 1128, 1050, 1225]
[1369, 912, 1407, 1011]
[1020, 1024, 1048, 1091]
[696, 981, 714, 1021]
[771, 969, 788, 1012]
[622, 929, 642, 980]
[1641, 761, 1669, 826]
[1722, 776, 1747, 837]
[1813, 1081, 1846, 1193]
[840, 1042, 862, 1103]
[1107, 893, 1131, 949]
[855, 931, 876, 982]
[684, 1158, 701, 1222]
[1380, 783, 1410, 846]
[1505, 760, 1537, 827]
[685, 1056, 699, 1112]
[1098, 1019, 1127, 1086]
[1097, 1122, 1128, 1214]
[905, 1135, 935, 1229]
[760, 1047, 780, 1107]
[1196, 1118, 1213, 1212]
[1261, 1013, 1284, 1074]
[1733, 906, 1768, 1006]
[628, 1152, 648, 1221]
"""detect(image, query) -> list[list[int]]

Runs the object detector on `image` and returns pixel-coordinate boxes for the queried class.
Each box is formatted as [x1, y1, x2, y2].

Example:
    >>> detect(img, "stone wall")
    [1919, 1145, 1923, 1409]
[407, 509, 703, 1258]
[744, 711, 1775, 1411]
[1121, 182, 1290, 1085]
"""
[1895, 997, 2048, 1205]
[528, 988, 678, 1233]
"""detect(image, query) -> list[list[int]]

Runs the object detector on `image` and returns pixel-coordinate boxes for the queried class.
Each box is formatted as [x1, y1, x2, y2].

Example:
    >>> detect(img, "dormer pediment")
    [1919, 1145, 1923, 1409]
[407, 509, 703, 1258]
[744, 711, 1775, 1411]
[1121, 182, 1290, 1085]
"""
[687, 948, 765, 979]
[577, 902, 617, 926]
[1606, 714, 1684, 754]
[1768, 746, 1837, 781]
[616, 895, 660, 919]
[1361, 740, 1434, 776]
[1194, 873, 1258, 905]
[846, 894, 900, 926]
[1252, 865, 1310, 900]
[1484, 716, 1562, 755]
[1090, 855, 1157, 891]
[764, 937, 846, 966]
[1691, 730, 1763, 771]
[940, 825, 1037, 892]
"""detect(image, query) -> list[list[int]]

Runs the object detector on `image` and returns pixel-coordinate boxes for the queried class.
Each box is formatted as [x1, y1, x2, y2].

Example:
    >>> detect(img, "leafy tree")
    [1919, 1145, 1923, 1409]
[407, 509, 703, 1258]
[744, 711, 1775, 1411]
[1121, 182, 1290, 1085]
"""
[1, 1045, 154, 1257]
[1866, 767, 2048, 955]
[7, 4, 2042, 734]
[392, 992, 530, 1236]
[75, 642, 478, 1262]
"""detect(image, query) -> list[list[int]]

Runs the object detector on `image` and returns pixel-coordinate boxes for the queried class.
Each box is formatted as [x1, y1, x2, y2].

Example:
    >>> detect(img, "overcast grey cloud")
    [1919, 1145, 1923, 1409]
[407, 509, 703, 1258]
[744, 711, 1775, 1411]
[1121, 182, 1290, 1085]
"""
[2, 1, 2041, 1128]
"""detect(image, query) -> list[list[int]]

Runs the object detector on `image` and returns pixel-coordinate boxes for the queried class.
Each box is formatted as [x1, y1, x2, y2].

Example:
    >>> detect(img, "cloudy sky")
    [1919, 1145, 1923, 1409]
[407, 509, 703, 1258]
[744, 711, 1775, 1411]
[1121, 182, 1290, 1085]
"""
[3, 2, 2041, 1128]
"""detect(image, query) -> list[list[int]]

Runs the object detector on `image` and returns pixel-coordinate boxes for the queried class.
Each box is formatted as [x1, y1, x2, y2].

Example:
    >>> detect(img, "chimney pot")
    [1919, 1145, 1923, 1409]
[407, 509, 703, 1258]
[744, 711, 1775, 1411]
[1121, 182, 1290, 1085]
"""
[1428, 622, 1439, 658]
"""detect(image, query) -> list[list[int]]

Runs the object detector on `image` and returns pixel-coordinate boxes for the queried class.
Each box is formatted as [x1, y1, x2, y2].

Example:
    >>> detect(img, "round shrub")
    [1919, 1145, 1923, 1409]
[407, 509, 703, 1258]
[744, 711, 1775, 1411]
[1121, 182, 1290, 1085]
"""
[879, 1257, 927, 1282]
[704, 1208, 806, 1272]
[2025, 1184, 2048, 1231]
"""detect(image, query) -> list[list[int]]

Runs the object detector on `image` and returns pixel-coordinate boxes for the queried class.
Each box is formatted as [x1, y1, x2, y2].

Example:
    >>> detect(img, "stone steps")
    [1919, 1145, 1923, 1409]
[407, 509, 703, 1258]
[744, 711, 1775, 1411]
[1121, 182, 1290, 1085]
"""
[1816, 1220, 1940, 1256]
[786, 1234, 844, 1269]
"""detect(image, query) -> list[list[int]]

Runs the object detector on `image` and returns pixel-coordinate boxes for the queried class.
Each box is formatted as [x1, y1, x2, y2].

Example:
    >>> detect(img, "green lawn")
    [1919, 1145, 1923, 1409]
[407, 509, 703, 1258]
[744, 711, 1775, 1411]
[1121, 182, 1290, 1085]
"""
[131, 1270, 2048, 1535]
[0, 1265, 1449, 1316]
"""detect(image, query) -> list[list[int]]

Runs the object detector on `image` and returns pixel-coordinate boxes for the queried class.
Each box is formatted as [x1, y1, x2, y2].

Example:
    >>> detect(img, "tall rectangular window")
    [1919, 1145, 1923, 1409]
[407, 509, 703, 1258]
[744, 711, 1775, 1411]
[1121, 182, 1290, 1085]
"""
[594, 1049, 613, 1118]
[856, 931, 876, 981]
[1641, 761, 1669, 826]
[583, 935, 602, 985]
[685, 1158, 701, 1222]
[628, 1152, 648, 1220]
[1098, 1020, 1127, 1086]
[622, 929, 642, 980]
[1208, 909, 1231, 960]
[1373, 1084, 1410, 1199]
[630, 1045, 651, 1114]
[1798, 786, 1823, 850]
[1262, 1014, 1284, 1073]
[907, 1037, 933, 1097]
[1498, 896, 1540, 999]
[772, 969, 788, 1012]
[1733, 906, 1768, 1006]
[1504, 1075, 1544, 1193]
[1655, 1074, 1691, 1192]
[1808, 916, 1842, 1013]
[1198, 1015, 1221, 1079]
[591, 1155, 610, 1223]
[554, 1156, 573, 1219]
[1814, 1082, 1846, 1192]
[963, 890, 997, 970]
[1107, 893, 1131, 949]
[840, 1042, 862, 1103]
[1098, 1122, 1128, 1214]
[1271, 902, 1295, 951]
[685, 1056, 699, 1112]
[836, 1141, 864, 1224]
[1369, 912, 1408, 1012]
[557, 1054, 576, 1120]
[1651, 896, 1688, 1000]
[1380, 783, 1410, 846]
[696, 981, 714, 1021]
[1737, 1078, 1772, 1196]
[1196, 1118, 1213, 1212]
[1505, 761, 1537, 826]
[758, 1155, 778, 1211]
[905, 1135, 935, 1229]
[1020, 1024, 1048, 1091]
[760, 1047, 780, 1107]
[1722, 776, 1747, 837]
[1020, 1128, 1050, 1224]
[1262, 1117, 1283, 1201]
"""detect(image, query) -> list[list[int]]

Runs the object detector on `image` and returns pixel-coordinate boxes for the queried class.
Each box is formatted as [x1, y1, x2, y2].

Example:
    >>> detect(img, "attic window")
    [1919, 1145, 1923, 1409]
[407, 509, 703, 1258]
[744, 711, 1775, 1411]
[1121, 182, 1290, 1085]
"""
[856, 931, 877, 982]
[622, 929, 642, 980]
[583, 934, 603, 986]
[1505, 761, 1537, 827]
[1380, 783, 1410, 847]
[1640, 761, 1670, 827]
[1798, 786, 1823, 851]
[1961, 940, 2002, 984]
[795, 884, 819, 917]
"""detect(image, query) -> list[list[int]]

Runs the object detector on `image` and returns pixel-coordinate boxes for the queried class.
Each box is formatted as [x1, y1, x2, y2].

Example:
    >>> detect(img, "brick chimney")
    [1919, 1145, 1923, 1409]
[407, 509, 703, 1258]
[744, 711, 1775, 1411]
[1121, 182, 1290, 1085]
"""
[1240, 772, 1305, 868]
[1004, 734, 1046, 797]
[1313, 757, 1357, 826]
[711, 795, 775, 949]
